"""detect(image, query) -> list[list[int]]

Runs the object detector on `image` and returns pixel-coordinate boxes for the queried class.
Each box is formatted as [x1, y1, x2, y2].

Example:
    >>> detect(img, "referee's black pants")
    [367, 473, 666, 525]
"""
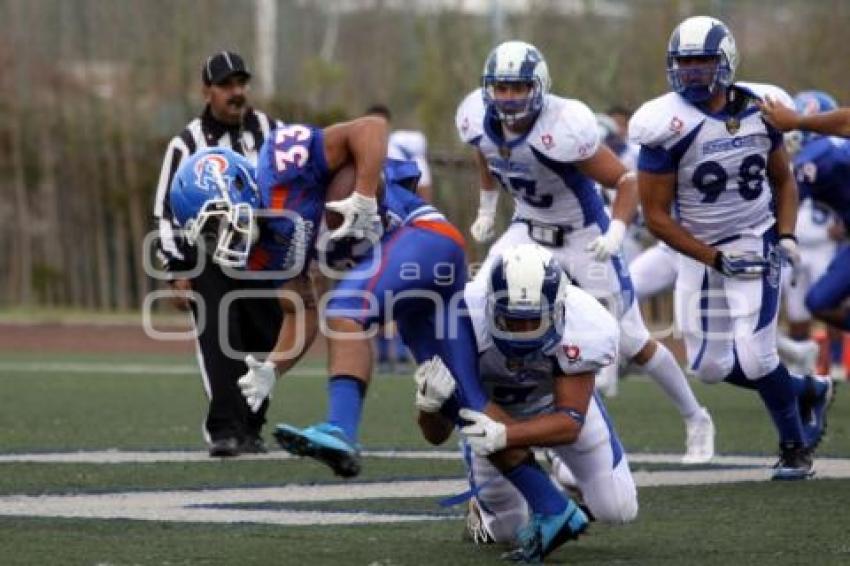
[189, 263, 282, 444]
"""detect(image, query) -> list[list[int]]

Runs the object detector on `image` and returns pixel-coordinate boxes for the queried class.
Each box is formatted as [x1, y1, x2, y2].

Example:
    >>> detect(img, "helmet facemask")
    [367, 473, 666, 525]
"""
[488, 289, 564, 359]
[486, 246, 567, 360]
[667, 54, 732, 104]
[483, 77, 545, 126]
[187, 199, 257, 269]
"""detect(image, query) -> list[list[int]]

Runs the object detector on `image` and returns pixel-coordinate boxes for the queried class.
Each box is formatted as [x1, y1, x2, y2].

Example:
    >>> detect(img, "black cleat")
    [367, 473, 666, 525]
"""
[209, 437, 240, 458]
[771, 441, 814, 481]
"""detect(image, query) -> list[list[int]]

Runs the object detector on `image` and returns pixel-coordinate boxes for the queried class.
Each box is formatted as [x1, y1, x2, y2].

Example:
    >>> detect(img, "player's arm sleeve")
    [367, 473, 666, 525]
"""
[152, 136, 194, 275]
[629, 103, 679, 174]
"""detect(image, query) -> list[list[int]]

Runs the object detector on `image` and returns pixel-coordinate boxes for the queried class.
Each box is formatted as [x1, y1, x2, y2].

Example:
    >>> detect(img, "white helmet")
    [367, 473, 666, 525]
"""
[666, 16, 738, 103]
[481, 40, 551, 125]
[486, 244, 568, 359]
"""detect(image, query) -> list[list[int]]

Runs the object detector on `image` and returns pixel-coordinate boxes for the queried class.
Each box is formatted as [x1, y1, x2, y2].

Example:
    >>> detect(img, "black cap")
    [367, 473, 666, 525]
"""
[202, 51, 251, 86]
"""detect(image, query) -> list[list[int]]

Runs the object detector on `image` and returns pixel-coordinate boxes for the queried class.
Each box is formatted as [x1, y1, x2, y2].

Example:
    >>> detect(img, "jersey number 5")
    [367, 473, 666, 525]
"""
[493, 172, 553, 209]
[274, 125, 312, 172]
[692, 154, 766, 203]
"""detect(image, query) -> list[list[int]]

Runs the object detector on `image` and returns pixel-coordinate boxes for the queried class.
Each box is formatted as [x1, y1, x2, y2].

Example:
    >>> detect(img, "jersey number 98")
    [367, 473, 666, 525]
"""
[692, 154, 766, 203]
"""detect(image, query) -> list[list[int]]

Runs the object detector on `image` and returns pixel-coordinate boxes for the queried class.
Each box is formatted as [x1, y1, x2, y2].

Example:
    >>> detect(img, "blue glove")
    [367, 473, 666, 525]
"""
[713, 251, 769, 279]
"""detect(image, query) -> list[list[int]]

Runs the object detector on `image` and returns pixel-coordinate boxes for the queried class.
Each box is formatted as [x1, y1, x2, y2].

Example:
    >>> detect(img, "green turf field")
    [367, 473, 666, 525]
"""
[1, 351, 848, 565]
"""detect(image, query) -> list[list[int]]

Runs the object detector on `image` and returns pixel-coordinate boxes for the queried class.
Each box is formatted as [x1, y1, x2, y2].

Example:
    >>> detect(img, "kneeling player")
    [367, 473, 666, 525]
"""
[416, 244, 638, 547]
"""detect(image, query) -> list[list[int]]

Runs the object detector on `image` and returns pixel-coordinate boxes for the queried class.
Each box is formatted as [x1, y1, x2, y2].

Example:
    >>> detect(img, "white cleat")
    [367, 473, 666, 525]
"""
[682, 407, 715, 464]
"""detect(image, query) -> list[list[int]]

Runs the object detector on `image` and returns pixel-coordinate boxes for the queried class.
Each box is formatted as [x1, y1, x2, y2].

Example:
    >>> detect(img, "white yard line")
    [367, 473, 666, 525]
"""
[0, 451, 848, 526]
[1, 448, 846, 467]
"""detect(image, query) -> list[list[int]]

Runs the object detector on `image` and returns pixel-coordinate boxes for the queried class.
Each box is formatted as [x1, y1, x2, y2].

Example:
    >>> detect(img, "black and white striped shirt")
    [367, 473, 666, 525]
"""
[152, 105, 281, 273]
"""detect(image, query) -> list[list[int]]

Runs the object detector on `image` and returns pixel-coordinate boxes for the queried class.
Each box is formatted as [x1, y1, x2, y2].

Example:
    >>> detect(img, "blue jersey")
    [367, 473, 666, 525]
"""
[794, 136, 850, 229]
[321, 159, 444, 271]
[249, 124, 330, 275]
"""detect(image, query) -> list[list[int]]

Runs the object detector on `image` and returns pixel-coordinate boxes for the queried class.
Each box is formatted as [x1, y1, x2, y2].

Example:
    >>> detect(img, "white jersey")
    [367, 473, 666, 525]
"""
[629, 82, 793, 244]
[456, 89, 606, 228]
[464, 281, 618, 418]
[388, 130, 432, 187]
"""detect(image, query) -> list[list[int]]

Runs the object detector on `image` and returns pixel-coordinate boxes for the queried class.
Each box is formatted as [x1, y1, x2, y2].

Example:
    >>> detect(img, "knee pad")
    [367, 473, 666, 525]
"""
[694, 358, 732, 384]
[581, 473, 638, 525]
[735, 340, 780, 380]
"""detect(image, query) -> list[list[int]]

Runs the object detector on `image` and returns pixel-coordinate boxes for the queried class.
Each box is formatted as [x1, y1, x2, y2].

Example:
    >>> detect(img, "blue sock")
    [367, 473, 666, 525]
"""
[325, 375, 366, 443]
[723, 352, 758, 390]
[754, 363, 805, 445]
[376, 336, 390, 363]
[830, 338, 843, 364]
[504, 457, 568, 516]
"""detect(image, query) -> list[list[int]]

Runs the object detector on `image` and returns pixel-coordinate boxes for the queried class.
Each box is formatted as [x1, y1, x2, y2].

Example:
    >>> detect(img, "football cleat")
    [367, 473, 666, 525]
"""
[274, 422, 361, 478]
[238, 434, 268, 454]
[771, 441, 814, 481]
[682, 407, 716, 464]
[464, 499, 495, 545]
[799, 375, 835, 449]
[208, 437, 240, 458]
[503, 499, 588, 563]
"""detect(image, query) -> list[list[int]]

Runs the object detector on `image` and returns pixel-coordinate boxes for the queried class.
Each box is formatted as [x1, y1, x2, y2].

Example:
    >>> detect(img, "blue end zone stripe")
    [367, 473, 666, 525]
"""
[593, 391, 623, 467]
[690, 269, 711, 371]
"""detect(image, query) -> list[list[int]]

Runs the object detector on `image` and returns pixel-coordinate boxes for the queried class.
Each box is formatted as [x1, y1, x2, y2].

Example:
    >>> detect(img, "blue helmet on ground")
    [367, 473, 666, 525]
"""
[487, 244, 568, 360]
[169, 147, 260, 268]
[666, 16, 738, 104]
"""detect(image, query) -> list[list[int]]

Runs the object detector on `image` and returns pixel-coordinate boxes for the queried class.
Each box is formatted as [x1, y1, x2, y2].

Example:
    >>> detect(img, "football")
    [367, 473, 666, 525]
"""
[325, 163, 357, 230]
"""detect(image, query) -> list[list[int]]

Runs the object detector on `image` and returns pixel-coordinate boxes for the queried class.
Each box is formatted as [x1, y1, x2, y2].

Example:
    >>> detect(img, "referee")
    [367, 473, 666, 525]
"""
[152, 51, 282, 457]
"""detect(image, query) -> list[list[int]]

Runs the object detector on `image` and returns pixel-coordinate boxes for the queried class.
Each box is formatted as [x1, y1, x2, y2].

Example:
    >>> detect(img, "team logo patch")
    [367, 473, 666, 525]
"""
[194, 154, 230, 193]
[564, 345, 581, 362]
[725, 117, 740, 135]
[669, 116, 684, 134]
[541, 133, 554, 149]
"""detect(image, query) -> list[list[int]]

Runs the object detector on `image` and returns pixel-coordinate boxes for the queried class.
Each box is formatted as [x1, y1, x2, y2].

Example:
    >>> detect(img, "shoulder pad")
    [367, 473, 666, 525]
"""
[552, 286, 619, 375]
[628, 93, 698, 148]
[528, 96, 600, 161]
[736, 81, 794, 108]
[456, 89, 486, 145]
[463, 279, 493, 353]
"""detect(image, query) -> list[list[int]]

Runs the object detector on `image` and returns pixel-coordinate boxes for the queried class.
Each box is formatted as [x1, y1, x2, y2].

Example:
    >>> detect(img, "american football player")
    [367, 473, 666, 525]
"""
[456, 40, 714, 463]
[631, 16, 833, 479]
[417, 244, 638, 553]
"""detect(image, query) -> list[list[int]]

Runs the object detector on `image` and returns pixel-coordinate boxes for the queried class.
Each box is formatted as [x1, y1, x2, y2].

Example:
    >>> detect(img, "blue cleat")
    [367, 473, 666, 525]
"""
[503, 499, 588, 563]
[274, 422, 361, 478]
[771, 441, 814, 481]
[799, 375, 835, 449]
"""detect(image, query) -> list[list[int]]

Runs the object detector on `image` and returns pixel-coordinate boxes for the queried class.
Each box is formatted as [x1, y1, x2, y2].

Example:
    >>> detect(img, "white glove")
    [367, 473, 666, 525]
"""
[459, 408, 507, 456]
[325, 192, 381, 240]
[237, 355, 278, 413]
[414, 355, 457, 413]
[470, 189, 499, 243]
[585, 219, 626, 261]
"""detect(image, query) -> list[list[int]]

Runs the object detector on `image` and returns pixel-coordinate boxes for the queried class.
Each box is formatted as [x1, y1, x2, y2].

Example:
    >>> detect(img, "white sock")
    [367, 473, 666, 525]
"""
[637, 342, 702, 419]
